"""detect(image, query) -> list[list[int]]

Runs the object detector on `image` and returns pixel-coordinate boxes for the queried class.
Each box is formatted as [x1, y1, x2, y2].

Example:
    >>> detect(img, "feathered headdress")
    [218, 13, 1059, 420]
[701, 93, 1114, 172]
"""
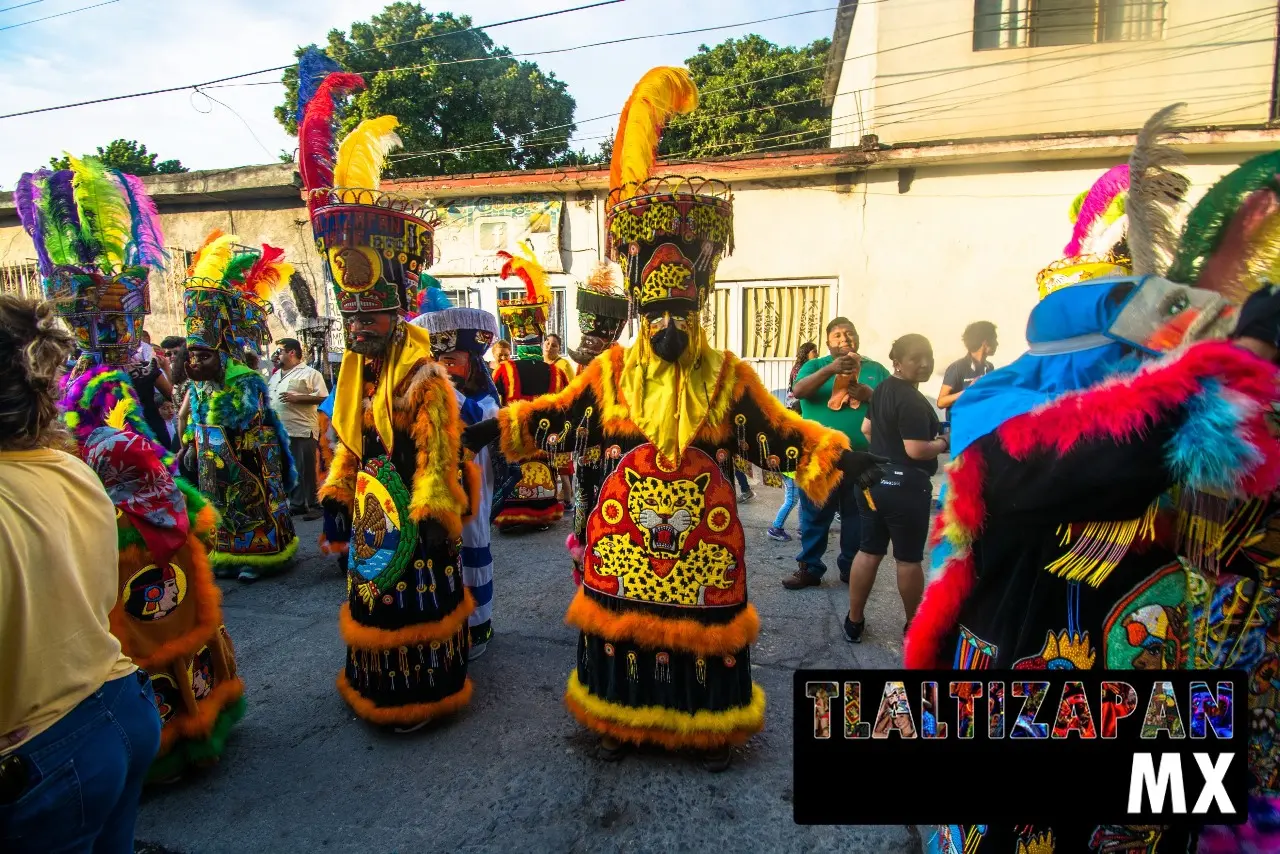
[298, 71, 366, 209]
[609, 67, 698, 201]
[1127, 103, 1190, 277]
[334, 115, 402, 198]
[295, 46, 344, 127]
[498, 242, 552, 306]
[1064, 164, 1129, 258]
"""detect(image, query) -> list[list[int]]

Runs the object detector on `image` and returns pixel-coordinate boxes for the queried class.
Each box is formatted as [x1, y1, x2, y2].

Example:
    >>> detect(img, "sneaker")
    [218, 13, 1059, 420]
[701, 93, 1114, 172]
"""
[467, 641, 488, 661]
[701, 748, 732, 773]
[739, 490, 755, 504]
[833, 512, 842, 525]
[237, 568, 260, 584]
[303, 508, 323, 521]
[843, 614, 865, 643]
[782, 567, 822, 590]
[839, 567, 850, 584]
[766, 526, 792, 542]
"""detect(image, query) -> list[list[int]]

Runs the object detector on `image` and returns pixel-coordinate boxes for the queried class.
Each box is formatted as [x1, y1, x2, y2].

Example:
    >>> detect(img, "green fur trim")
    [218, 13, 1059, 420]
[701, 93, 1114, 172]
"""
[116, 522, 147, 553]
[146, 695, 247, 784]
[209, 535, 298, 573]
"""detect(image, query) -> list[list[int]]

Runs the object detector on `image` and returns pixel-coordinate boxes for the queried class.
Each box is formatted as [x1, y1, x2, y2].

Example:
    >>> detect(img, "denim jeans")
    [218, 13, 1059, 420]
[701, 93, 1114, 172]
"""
[734, 469, 751, 495]
[796, 478, 862, 578]
[772, 477, 799, 529]
[0, 672, 161, 854]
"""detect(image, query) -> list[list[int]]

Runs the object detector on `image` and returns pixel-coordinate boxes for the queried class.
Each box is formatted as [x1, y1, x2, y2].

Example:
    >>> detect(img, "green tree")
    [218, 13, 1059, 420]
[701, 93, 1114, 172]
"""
[659, 35, 831, 159]
[49, 139, 188, 174]
[275, 3, 577, 178]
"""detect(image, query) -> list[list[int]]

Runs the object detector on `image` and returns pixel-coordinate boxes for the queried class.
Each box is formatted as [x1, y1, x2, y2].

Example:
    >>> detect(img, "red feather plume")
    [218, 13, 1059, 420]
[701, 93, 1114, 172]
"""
[299, 72, 366, 209]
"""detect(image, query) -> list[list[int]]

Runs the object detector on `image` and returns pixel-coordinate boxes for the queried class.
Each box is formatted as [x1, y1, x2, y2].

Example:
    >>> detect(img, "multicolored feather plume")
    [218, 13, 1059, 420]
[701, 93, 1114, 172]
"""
[189, 232, 237, 282]
[14, 171, 52, 275]
[609, 67, 699, 200]
[298, 71, 365, 206]
[498, 241, 551, 304]
[27, 169, 92, 271]
[1065, 164, 1130, 257]
[1169, 148, 1280, 284]
[67, 154, 132, 274]
[334, 115, 401, 194]
[1127, 104, 1189, 276]
[187, 229, 225, 276]
[240, 244, 293, 301]
[295, 46, 344, 127]
[1194, 187, 1278, 302]
[115, 172, 167, 269]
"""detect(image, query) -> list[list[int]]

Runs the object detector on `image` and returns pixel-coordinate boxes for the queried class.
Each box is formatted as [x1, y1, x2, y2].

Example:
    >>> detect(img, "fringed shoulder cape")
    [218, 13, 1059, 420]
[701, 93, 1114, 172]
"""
[496, 345, 850, 750]
[910, 341, 1280, 854]
[320, 358, 474, 726]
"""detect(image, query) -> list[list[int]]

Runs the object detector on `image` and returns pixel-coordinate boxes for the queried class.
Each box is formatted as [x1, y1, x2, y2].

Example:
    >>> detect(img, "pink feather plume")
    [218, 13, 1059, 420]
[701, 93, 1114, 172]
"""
[1064, 164, 1130, 256]
[299, 72, 366, 209]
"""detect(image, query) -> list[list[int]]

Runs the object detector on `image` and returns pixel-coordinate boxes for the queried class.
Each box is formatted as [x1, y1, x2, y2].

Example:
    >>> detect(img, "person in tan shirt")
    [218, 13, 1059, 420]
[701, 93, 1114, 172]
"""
[267, 338, 328, 520]
[0, 297, 161, 853]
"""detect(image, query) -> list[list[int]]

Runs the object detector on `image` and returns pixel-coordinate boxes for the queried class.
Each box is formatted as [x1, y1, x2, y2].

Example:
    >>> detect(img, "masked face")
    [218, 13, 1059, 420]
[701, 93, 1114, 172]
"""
[646, 311, 692, 363]
[437, 350, 472, 387]
[186, 347, 222, 381]
[346, 311, 397, 356]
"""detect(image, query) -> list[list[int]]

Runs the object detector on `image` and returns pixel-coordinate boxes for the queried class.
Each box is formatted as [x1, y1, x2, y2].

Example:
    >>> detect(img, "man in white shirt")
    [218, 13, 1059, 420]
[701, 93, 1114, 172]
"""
[267, 338, 329, 521]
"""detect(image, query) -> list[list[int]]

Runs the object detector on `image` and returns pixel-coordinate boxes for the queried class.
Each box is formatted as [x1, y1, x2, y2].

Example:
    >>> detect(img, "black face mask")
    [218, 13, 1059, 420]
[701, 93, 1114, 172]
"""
[649, 324, 689, 362]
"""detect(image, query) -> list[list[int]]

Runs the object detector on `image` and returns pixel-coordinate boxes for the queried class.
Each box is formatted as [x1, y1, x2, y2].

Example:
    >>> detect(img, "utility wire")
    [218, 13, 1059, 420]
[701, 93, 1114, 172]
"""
[0, 0, 116, 32]
[0, 1, 44, 14]
[0, 0, 628, 119]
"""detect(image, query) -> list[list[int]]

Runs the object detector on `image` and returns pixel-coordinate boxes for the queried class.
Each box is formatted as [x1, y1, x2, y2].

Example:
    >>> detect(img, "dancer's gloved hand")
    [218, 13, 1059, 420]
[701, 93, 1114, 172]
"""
[178, 442, 198, 482]
[840, 449, 889, 490]
[462, 417, 500, 453]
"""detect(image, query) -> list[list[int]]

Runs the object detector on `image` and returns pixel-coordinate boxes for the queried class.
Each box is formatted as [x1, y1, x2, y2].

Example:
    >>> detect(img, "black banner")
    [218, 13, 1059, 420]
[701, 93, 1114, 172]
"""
[793, 669, 1249, 825]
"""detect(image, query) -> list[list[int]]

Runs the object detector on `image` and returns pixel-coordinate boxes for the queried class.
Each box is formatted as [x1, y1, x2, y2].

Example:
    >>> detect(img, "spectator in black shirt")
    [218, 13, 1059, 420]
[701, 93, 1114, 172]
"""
[844, 333, 948, 644]
[936, 321, 997, 417]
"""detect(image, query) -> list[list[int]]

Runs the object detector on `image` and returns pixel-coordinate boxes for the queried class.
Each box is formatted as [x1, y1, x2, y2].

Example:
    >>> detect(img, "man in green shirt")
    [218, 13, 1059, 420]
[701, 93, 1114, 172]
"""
[782, 317, 890, 589]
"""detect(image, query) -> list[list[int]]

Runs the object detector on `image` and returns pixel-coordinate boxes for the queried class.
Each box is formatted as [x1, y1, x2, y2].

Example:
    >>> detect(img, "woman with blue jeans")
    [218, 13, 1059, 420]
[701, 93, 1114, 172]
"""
[768, 342, 818, 541]
[0, 296, 161, 853]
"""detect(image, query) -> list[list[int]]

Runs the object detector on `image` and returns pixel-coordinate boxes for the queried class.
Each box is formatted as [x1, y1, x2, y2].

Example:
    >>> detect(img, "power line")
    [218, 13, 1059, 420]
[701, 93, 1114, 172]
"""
[0, 0, 116, 32]
[0, 0, 628, 120]
[0, 1, 44, 13]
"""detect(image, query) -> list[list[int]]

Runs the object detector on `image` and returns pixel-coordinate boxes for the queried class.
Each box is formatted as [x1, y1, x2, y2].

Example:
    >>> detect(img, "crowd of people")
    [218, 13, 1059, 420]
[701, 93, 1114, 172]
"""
[3, 66, 1280, 854]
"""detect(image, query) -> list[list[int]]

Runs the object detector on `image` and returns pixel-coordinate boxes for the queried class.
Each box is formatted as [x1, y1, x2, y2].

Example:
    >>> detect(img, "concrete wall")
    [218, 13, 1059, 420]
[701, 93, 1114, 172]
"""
[831, 0, 1278, 147]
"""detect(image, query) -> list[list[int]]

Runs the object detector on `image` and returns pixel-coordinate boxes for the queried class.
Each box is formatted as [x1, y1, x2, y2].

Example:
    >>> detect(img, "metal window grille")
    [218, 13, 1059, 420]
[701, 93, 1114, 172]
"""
[973, 0, 1164, 51]
[0, 261, 40, 298]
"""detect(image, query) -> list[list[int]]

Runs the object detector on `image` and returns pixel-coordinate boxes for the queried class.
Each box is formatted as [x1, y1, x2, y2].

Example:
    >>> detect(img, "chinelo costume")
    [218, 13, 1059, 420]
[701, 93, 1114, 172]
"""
[566, 258, 631, 586]
[410, 280, 502, 658]
[301, 71, 474, 729]
[15, 159, 244, 782]
[491, 244, 567, 531]
[183, 232, 299, 582]
[915, 106, 1280, 853]
[464, 67, 881, 769]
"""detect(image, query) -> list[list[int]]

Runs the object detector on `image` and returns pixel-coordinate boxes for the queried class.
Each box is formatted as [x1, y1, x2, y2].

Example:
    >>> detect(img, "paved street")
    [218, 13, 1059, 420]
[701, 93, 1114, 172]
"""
[136, 490, 928, 854]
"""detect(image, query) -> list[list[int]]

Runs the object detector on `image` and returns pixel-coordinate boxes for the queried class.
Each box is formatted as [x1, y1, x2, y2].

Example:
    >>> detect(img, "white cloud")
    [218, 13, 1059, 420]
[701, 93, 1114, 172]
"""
[0, 0, 834, 185]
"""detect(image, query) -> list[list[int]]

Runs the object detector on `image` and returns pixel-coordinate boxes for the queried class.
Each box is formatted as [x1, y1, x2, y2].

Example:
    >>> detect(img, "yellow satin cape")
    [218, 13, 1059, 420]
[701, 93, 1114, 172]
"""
[333, 321, 434, 460]
[619, 321, 726, 466]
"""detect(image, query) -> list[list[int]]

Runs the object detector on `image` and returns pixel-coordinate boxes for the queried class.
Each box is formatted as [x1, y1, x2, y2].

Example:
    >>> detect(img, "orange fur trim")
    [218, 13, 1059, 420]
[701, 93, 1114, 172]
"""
[460, 459, 481, 524]
[318, 532, 349, 556]
[494, 505, 564, 526]
[336, 672, 473, 726]
[158, 677, 245, 754]
[338, 589, 476, 651]
[498, 357, 602, 462]
[404, 364, 468, 538]
[319, 443, 359, 507]
[565, 588, 759, 655]
[564, 678, 763, 750]
[110, 534, 223, 672]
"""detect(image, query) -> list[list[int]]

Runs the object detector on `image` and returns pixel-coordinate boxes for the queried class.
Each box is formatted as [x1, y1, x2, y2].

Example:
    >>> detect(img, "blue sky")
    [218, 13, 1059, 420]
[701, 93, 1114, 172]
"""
[0, 0, 836, 184]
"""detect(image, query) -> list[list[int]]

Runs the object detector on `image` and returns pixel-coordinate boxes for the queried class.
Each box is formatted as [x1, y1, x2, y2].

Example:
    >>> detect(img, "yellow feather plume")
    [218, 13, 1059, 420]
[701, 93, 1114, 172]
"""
[609, 67, 699, 201]
[334, 116, 402, 195]
[105, 395, 135, 431]
[1243, 207, 1280, 292]
[499, 241, 552, 304]
[189, 232, 237, 282]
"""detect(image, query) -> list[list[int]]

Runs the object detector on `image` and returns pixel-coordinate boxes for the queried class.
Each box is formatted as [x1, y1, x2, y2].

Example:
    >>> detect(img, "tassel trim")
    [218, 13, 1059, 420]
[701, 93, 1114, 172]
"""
[564, 671, 764, 749]
[158, 677, 245, 754]
[336, 672, 473, 726]
[208, 534, 298, 571]
[112, 537, 223, 671]
[338, 589, 476, 651]
[565, 588, 759, 655]
[1045, 500, 1159, 587]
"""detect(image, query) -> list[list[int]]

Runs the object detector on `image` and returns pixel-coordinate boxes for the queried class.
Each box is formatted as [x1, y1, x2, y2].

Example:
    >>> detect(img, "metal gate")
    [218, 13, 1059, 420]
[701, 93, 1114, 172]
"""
[701, 278, 832, 398]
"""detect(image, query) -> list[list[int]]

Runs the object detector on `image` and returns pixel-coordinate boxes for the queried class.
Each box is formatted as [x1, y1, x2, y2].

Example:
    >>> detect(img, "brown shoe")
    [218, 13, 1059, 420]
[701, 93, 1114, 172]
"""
[782, 567, 822, 589]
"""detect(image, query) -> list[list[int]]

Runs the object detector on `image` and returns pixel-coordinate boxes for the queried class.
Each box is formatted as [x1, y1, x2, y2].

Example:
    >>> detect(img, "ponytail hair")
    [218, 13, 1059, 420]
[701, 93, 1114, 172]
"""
[0, 296, 75, 451]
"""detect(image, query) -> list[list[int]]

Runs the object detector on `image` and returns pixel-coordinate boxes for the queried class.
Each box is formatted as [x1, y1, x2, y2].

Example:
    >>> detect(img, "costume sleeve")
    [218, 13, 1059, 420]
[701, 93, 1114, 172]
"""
[978, 340, 1280, 525]
[726, 357, 849, 506]
[497, 357, 599, 463]
[319, 443, 360, 510]
[209, 372, 266, 432]
[404, 363, 470, 538]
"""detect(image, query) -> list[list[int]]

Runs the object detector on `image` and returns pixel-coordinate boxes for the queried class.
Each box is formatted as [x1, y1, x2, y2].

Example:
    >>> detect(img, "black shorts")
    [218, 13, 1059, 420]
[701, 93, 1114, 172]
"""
[855, 465, 933, 563]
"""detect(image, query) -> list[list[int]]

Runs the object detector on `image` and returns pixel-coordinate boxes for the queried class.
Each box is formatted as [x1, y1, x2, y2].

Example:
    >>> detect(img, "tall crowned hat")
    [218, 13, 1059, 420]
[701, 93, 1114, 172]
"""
[298, 71, 436, 315]
[604, 67, 733, 316]
[14, 155, 167, 366]
[497, 242, 553, 359]
[569, 259, 629, 366]
[408, 274, 500, 359]
[183, 231, 293, 361]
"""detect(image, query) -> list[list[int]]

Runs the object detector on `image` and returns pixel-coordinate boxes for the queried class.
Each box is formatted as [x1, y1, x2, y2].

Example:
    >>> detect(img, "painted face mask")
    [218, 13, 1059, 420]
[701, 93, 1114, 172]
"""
[649, 324, 689, 362]
[1107, 276, 1233, 355]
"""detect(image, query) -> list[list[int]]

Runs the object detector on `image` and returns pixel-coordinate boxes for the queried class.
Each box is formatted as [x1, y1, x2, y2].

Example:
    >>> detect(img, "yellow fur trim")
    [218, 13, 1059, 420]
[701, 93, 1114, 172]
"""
[564, 670, 765, 749]
[404, 364, 468, 538]
[319, 443, 359, 508]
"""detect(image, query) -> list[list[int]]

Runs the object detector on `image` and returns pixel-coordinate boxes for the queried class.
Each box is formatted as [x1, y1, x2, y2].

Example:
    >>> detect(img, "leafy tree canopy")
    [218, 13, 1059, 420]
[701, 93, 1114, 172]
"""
[49, 139, 188, 175]
[275, 2, 578, 178]
[659, 35, 831, 160]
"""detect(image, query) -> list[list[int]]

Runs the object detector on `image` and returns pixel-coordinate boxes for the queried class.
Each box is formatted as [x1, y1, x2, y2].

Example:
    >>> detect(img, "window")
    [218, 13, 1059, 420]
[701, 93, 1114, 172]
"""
[973, 0, 1165, 50]
[0, 260, 40, 298]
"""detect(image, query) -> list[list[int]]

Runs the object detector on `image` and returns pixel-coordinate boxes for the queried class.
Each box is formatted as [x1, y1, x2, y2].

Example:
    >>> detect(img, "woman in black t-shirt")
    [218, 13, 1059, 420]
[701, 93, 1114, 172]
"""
[844, 333, 949, 644]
